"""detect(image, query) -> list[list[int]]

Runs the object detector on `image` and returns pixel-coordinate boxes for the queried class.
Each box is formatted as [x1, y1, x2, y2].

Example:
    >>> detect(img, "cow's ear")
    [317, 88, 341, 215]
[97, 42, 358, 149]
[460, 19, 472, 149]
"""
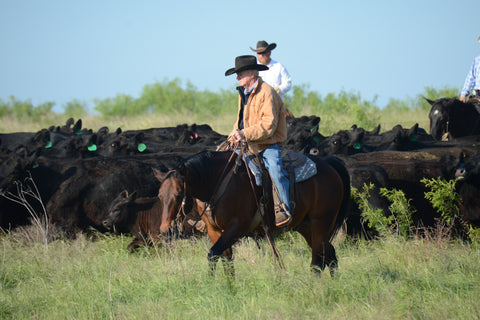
[73, 119, 82, 133]
[408, 123, 419, 136]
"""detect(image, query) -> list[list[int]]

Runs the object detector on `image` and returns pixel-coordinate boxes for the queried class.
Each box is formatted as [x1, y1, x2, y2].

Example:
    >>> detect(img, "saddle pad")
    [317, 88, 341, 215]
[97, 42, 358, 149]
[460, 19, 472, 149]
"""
[236, 150, 317, 186]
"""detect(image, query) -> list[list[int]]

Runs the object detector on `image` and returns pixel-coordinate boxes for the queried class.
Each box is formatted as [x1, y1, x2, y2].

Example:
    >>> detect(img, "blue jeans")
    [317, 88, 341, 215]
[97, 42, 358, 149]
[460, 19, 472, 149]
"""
[261, 144, 290, 212]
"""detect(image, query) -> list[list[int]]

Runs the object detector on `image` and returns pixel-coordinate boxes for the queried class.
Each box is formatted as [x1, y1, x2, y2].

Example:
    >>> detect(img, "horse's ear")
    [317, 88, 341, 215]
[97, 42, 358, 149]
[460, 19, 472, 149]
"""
[119, 190, 129, 199]
[153, 168, 169, 182]
[424, 97, 435, 105]
[177, 163, 188, 176]
[129, 191, 137, 201]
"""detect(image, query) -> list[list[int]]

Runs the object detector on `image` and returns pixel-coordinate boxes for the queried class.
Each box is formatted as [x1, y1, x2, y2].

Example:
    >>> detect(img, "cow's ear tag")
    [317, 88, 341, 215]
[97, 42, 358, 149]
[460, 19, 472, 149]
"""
[137, 143, 147, 152]
[45, 141, 52, 149]
[75, 130, 83, 135]
[410, 134, 418, 142]
[88, 143, 97, 151]
[353, 142, 362, 149]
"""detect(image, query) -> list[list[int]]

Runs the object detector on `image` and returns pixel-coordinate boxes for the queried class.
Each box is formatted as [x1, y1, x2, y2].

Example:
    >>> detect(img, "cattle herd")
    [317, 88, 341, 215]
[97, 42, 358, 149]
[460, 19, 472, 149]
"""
[1, 97, 480, 249]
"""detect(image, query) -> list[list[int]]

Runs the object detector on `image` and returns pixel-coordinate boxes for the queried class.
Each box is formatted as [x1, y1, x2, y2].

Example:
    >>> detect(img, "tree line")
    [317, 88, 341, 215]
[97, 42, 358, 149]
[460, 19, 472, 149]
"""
[0, 78, 458, 129]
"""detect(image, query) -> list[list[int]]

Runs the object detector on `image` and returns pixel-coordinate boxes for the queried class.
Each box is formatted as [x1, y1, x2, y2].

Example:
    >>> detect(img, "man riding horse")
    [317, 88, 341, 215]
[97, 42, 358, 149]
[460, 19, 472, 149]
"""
[225, 55, 292, 227]
[460, 35, 480, 109]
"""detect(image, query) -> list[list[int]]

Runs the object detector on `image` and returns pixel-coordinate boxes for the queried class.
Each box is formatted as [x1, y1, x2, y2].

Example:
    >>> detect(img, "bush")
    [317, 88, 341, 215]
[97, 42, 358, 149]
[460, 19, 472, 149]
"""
[421, 177, 470, 239]
[352, 183, 416, 239]
[351, 183, 392, 238]
[379, 188, 416, 238]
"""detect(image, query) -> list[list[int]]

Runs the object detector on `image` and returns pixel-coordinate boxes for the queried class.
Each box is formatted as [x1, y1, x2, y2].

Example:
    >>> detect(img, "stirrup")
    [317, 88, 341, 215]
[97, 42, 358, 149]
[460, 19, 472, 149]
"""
[275, 204, 292, 227]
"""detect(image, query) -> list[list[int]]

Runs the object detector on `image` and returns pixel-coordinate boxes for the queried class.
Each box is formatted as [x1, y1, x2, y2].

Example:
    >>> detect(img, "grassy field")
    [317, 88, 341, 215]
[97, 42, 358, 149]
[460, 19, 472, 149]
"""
[1, 227, 479, 320]
[2, 102, 476, 319]
[0, 105, 429, 137]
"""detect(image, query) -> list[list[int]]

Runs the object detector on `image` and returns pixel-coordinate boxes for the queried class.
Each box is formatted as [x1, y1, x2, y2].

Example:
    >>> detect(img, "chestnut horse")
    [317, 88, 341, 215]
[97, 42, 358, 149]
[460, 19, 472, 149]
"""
[156, 150, 350, 275]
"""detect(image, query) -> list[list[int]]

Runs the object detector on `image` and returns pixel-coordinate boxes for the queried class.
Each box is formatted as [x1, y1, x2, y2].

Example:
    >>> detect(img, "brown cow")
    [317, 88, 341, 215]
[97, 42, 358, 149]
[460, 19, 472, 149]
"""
[103, 190, 206, 252]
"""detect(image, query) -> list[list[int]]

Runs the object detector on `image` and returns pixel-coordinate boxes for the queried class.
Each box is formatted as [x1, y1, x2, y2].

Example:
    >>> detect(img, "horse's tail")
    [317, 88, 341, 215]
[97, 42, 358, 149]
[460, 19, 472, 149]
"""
[324, 156, 351, 241]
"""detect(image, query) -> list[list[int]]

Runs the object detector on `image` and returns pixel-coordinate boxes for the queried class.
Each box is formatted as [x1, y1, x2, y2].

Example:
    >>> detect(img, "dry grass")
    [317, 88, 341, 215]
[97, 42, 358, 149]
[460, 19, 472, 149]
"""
[0, 112, 236, 136]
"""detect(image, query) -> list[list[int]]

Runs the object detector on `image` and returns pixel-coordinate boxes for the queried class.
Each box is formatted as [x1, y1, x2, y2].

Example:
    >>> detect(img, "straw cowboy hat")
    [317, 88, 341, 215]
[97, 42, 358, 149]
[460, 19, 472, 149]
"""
[225, 55, 269, 76]
[250, 40, 277, 53]
[478, 35, 480, 43]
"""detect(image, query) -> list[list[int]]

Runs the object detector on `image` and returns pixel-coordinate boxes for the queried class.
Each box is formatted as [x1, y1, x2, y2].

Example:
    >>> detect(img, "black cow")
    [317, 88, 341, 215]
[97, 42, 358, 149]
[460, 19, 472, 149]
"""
[96, 124, 226, 156]
[427, 97, 480, 141]
[316, 126, 366, 156]
[340, 149, 464, 230]
[362, 124, 430, 152]
[44, 155, 184, 236]
[454, 151, 480, 227]
[284, 115, 325, 154]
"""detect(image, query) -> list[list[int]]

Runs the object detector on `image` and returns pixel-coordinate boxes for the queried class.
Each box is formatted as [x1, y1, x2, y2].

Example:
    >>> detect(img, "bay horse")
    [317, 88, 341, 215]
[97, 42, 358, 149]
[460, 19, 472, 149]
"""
[156, 150, 350, 276]
[427, 97, 480, 141]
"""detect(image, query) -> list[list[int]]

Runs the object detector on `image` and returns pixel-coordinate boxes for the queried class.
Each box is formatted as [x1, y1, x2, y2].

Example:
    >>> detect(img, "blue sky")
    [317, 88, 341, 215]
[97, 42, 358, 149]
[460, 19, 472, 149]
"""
[0, 0, 479, 113]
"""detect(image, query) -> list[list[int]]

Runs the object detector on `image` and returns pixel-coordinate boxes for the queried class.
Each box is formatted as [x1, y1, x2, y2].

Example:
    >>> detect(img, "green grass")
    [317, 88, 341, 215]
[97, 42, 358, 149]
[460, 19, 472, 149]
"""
[0, 90, 470, 319]
[1, 229, 479, 320]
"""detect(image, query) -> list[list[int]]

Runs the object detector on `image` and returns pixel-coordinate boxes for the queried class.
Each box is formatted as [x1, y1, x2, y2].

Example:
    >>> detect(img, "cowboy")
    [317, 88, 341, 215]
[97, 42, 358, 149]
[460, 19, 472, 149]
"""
[250, 40, 292, 100]
[225, 55, 292, 227]
[460, 36, 480, 105]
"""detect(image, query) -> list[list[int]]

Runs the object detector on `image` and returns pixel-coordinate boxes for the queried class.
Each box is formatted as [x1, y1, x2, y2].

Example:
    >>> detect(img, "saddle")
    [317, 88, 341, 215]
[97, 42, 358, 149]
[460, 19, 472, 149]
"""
[242, 151, 318, 218]
[241, 151, 317, 187]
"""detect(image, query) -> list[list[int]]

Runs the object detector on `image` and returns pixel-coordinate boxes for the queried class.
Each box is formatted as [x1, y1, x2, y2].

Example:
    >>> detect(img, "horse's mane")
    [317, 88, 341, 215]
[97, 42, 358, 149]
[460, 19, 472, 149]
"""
[430, 97, 479, 113]
[179, 151, 216, 182]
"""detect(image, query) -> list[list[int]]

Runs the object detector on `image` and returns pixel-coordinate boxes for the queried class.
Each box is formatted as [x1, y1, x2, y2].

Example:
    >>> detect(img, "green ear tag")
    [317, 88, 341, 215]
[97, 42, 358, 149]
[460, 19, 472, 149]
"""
[45, 141, 52, 149]
[410, 134, 418, 142]
[353, 142, 362, 150]
[137, 143, 147, 152]
[75, 130, 83, 135]
[88, 143, 97, 151]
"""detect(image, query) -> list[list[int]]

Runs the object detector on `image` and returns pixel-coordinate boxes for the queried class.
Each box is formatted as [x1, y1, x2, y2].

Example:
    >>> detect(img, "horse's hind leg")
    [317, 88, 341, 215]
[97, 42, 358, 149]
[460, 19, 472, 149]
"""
[311, 242, 337, 276]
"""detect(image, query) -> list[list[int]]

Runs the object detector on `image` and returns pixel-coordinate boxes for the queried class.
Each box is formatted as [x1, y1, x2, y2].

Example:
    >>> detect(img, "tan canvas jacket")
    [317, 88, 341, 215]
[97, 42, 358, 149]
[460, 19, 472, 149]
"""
[232, 77, 287, 154]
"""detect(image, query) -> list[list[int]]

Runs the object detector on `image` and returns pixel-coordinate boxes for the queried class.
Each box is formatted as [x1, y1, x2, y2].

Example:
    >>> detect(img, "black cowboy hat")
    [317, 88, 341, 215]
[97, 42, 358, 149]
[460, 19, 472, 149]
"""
[225, 55, 269, 76]
[250, 40, 277, 53]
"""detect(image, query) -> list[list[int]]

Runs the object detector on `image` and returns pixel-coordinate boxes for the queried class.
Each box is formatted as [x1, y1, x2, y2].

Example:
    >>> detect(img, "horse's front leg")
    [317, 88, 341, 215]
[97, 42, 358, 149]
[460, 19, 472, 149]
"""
[208, 236, 235, 277]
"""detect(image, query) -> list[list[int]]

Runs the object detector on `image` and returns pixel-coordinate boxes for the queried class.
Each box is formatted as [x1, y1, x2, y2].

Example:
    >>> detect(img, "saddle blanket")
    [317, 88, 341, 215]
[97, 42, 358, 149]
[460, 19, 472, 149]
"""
[236, 150, 317, 186]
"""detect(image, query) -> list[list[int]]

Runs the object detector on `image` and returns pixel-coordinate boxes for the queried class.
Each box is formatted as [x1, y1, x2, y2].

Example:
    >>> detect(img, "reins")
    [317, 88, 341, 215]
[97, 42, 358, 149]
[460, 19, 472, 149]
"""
[239, 143, 286, 270]
[176, 144, 239, 231]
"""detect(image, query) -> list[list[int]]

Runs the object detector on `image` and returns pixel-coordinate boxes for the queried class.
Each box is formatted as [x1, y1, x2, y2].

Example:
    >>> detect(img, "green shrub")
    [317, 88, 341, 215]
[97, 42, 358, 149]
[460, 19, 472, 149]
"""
[421, 177, 470, 239]
[352, 184, 416, 238]
[351, 183, 392, 237]
[379, 188, 416, 238]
